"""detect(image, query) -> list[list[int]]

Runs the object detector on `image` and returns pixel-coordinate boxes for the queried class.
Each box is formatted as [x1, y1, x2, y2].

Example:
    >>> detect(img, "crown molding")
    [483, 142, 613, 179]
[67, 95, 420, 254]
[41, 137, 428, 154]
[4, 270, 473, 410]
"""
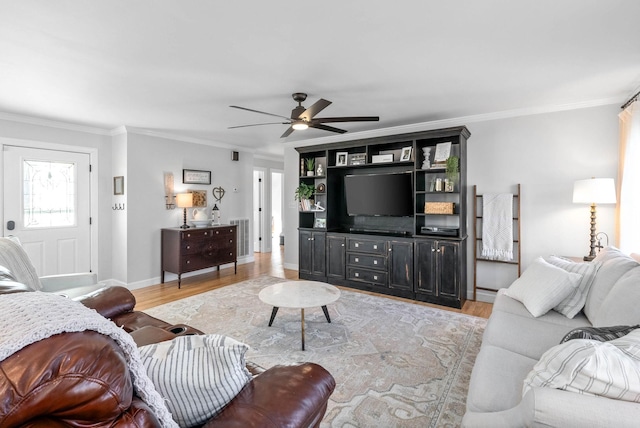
[285, 97, 622, 149]
[0, 111, 113, 136]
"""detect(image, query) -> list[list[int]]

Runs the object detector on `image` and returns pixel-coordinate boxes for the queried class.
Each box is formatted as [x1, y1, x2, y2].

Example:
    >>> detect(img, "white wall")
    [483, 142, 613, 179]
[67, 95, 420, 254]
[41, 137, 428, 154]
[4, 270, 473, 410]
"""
[124, 131, 254, 287]
[283, 104, 621, 299]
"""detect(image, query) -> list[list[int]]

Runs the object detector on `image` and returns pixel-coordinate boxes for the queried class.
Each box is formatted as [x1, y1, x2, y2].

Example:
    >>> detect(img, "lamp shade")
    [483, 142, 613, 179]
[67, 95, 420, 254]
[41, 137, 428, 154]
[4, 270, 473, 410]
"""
[573, 178, 616, 204]
[175, 193, 193, 208]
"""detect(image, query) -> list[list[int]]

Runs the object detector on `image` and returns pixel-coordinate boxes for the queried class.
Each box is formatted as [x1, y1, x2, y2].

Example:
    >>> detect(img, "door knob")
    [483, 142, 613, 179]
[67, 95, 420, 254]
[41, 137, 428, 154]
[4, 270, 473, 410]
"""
[6, 221, 15, 231]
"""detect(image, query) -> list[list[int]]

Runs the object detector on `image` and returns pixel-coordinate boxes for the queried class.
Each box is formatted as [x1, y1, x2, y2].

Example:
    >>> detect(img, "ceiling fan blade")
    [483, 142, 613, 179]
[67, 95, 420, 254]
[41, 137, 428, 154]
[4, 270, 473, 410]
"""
[280, 126, 295, 138]
[299, 98, 332, 121]
[228, 122, 290, 129]
[230, 105, 291, 120]
[312, 116, 380, 124]
[310, 123, 347, 134]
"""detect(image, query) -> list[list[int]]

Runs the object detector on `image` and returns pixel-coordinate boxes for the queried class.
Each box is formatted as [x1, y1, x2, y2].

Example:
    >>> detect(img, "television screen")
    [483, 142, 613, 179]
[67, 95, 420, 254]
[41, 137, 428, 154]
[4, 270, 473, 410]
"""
[345, 172, 413, 216]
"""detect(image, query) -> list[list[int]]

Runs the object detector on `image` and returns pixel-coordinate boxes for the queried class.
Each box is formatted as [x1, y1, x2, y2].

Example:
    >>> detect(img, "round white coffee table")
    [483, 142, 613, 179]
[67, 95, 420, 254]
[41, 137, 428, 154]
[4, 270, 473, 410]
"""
[258, 281, 341, 350]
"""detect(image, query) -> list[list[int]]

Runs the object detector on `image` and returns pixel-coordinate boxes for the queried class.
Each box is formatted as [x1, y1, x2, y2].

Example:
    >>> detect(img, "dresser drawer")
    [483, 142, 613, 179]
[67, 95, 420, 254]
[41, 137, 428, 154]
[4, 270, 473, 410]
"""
[347, 238, 387, 255]
[347, 267, 387, 286]
[180, 229, 215, 240]
[347, 253, 387, 270]
[211, 227, 236, 238]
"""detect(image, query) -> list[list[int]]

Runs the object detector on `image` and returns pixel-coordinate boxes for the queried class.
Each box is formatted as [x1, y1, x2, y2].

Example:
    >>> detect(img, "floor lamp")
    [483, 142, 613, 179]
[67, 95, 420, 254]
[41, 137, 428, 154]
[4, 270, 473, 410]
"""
[572, 178, 616, 261]
[176, 193, 193, 229]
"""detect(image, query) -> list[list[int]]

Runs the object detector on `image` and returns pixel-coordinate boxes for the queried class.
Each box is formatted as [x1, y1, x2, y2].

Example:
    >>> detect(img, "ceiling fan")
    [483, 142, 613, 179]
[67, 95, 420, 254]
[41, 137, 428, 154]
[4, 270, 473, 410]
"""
[229, 92, 380, 138]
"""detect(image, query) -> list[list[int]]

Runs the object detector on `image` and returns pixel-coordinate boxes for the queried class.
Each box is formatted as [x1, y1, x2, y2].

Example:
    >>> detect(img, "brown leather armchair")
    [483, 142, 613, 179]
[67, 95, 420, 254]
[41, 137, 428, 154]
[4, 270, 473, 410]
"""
[0, 284, 336, 427]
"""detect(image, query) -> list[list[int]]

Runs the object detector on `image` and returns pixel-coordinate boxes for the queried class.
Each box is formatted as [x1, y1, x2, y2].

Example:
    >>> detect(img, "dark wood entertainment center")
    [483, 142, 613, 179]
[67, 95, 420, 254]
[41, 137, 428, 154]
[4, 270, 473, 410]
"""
[296, 126, 469, 308]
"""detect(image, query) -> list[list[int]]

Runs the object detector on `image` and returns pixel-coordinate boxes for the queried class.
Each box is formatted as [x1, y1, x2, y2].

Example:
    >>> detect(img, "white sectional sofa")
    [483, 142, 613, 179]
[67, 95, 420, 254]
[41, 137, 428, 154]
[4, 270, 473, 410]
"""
[464, 247, 640, 427]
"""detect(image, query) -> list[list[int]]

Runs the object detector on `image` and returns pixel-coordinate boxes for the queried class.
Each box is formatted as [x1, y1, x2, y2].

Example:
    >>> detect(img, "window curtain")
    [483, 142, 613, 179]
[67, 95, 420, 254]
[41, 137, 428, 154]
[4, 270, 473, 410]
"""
[617, 101, 640, 253]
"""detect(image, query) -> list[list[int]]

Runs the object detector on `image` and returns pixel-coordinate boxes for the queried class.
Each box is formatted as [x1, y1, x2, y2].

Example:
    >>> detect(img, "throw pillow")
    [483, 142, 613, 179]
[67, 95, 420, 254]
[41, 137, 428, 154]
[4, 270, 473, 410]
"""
[0, 265, 32, 293]
[138, 334, 252, 428]
[560, 325, 639, 343]
[546, 256, 601, 318]
[591, 266, 640, 327]
[584, 246, 639, 322]
[524, 329, 640, 403]
[504, 257, 582, 317]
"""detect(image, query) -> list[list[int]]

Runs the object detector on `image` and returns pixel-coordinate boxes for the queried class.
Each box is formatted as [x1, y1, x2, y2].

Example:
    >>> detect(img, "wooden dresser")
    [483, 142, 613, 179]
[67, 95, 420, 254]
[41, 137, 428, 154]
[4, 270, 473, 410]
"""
[161, 225, 237, 288]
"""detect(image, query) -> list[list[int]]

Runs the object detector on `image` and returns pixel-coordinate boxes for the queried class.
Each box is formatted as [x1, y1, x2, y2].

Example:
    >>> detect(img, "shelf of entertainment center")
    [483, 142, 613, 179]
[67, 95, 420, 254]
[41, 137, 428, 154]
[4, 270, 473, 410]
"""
[328, 161, 413, 169]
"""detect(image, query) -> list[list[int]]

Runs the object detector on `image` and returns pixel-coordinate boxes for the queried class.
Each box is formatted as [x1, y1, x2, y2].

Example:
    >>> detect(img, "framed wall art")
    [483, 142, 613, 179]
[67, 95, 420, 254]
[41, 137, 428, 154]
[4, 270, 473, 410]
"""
[183, 169, 211, 185]
[336, 152, 348, 166]
[113, 176, 124, 195]
[189, 189, 208, 207]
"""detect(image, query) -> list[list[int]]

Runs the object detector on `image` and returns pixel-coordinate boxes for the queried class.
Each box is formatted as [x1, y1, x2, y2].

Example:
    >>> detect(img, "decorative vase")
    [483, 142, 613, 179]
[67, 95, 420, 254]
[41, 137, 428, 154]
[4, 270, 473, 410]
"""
[317, 164, 323, 176]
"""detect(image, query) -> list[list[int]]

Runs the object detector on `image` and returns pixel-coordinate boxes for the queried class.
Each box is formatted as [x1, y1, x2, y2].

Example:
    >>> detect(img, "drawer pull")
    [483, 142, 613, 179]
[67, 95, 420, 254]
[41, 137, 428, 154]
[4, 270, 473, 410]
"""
[374, 260, 378, 265]
[355, 243, 359, 248]
[229, 252, 233, 256]
[186, 245, 191, 250]
[374, 275, 378, 280]
[354, 272, 359, 277]
[216, 231, 220, 234]
[229, 239, 233, 243]
[204, 232, 208, 236]
[373, 244, 378, 250]
[355, 257, 359, 262]
[187, 233, 191, 237]
[186, 260, 190, 264]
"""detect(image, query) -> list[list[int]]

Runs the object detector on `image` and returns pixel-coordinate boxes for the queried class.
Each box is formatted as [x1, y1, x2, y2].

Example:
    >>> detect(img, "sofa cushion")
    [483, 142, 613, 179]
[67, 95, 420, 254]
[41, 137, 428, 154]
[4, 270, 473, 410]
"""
[592, 266, 640, 327]
[504, 257, 582, 317]
[584, 247, 639, 323]
[0, 265, 32, 294]
[466, 344, 538, 412]
[561, 324, 639, 343]
[492, 290, 591, 328]
[523, 330, 640, 403]
[482, 310, 590, 360]
[138, 334, 252, 428]
[546, 256, 601, 318]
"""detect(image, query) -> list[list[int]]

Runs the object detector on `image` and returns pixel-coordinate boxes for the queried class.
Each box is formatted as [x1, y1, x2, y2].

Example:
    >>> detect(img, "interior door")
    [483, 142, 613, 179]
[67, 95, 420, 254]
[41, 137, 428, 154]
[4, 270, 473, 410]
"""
[3, 145, 92, 275]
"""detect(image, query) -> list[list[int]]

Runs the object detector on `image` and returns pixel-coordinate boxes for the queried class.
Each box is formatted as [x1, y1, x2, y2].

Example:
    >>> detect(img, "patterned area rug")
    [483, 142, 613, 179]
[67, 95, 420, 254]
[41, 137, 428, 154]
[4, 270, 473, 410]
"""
[145, 276, 486, 427]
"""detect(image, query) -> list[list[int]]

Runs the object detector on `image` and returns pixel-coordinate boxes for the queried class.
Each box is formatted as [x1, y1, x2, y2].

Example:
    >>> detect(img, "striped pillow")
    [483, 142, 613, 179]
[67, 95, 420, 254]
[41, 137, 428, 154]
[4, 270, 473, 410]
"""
[546, 256, 601, 318]
[139, 334, 252, 428]
[524, 329, 640, 402]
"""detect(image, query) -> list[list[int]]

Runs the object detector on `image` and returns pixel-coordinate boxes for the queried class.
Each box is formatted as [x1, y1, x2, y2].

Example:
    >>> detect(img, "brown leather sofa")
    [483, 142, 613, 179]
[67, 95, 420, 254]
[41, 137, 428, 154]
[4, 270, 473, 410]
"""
[0, 284, 336, 427]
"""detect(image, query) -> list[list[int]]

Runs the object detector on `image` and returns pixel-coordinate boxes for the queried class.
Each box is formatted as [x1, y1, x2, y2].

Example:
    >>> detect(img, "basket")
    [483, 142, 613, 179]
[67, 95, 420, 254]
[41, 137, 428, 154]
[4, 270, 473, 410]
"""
[424, 202, 454, 214]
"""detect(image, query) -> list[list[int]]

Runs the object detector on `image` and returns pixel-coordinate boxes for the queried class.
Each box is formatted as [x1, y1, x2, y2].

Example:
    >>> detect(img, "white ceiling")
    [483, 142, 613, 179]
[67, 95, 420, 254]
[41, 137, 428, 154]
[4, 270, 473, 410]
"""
[1, 1, 639, 157]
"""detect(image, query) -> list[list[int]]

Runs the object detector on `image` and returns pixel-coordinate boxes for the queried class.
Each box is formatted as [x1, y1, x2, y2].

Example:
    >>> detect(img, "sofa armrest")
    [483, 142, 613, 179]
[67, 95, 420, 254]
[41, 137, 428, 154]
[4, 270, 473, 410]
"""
[75, 286, 136, 319]
[205, 363, 335, 428]
[39, 272, 98, 292]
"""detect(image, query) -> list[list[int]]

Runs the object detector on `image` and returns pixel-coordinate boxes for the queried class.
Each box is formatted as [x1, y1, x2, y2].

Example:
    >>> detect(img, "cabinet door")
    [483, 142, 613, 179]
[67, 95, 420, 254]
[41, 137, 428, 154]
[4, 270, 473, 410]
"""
[327, 235, 346, 279]
[415, 240, 437, 295]
[311, 231, 327, 276]
[299, 230, 313, 274]
[437, 241, 460, 299]
[389, 240, 413, 290]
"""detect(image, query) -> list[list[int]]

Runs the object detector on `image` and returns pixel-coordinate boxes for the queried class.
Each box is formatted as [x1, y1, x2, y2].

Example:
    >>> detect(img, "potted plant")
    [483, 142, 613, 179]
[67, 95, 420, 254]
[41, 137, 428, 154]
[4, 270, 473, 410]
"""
[294, 182, 315, 210]
[445, 156, 459, 192]
[305, 158, 315, 176]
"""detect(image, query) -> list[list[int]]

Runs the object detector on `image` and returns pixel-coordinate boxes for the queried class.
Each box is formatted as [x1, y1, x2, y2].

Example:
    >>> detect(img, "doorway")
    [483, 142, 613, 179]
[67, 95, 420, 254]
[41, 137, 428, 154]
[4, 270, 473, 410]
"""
[271, 170, 284, 250]
[3, 145, 92, 275]
[253, 169, 265, 253]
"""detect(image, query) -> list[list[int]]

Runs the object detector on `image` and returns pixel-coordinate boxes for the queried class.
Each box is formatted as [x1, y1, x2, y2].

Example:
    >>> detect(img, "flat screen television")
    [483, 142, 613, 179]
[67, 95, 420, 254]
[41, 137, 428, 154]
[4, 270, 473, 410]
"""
[345, 172, 413, 216]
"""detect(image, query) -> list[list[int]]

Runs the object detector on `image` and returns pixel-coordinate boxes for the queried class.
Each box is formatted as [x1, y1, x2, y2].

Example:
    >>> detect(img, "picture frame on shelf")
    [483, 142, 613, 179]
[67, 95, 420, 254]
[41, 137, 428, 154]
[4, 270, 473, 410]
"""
[314, 218, 326, 228]
[349, 153, 366, 165]
[400, 146, 412, 161]
[183, 169, 211, 185]
[336, 152, 348, 166]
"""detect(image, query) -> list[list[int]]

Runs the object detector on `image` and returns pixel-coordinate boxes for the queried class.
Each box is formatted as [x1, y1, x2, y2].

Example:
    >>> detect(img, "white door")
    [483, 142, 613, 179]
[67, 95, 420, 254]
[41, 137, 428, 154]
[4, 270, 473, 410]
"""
[3, 145, 92, 275]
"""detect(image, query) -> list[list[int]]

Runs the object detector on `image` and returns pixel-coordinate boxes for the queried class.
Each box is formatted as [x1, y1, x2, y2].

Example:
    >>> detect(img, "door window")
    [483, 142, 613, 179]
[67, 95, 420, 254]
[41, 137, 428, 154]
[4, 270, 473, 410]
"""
[23, 159, 76, 228]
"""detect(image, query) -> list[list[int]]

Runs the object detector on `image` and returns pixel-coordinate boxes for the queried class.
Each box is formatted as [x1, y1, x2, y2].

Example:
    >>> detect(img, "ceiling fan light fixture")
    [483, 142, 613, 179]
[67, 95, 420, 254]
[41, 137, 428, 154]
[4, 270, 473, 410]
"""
[292, 120, 308, 130]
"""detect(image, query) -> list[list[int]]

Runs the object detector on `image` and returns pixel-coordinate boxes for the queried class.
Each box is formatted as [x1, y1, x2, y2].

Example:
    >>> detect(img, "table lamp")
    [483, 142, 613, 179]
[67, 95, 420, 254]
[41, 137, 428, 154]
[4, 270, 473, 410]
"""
[176, 193, 193, 229]
[572, 177, 616, 261]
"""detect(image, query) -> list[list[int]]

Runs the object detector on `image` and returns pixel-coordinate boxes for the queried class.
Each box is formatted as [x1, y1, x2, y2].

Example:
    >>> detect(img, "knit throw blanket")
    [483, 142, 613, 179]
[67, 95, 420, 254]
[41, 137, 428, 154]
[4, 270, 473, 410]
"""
[0, 291, 178, 428]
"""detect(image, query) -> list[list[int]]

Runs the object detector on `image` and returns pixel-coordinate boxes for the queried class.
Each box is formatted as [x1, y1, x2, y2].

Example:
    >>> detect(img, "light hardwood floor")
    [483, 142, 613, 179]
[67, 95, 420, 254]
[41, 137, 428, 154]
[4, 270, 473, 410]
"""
[133, 246, 493, 319]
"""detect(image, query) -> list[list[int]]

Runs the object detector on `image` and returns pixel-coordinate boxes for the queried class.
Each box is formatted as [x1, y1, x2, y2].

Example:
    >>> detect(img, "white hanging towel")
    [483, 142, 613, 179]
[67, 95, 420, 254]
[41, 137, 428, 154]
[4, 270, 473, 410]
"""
[481, 193, 513, 261]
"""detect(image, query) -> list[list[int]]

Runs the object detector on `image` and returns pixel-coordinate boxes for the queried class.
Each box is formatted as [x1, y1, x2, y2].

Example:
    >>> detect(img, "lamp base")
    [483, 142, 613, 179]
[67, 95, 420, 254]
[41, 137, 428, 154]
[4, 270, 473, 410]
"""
[180, 224, 191, 229]
[583, 255, 595, 262]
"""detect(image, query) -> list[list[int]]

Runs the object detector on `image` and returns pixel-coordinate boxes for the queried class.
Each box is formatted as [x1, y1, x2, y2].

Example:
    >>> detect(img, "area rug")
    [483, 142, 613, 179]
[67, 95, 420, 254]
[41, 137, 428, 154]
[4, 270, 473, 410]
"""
[145, 276, 486, 427]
